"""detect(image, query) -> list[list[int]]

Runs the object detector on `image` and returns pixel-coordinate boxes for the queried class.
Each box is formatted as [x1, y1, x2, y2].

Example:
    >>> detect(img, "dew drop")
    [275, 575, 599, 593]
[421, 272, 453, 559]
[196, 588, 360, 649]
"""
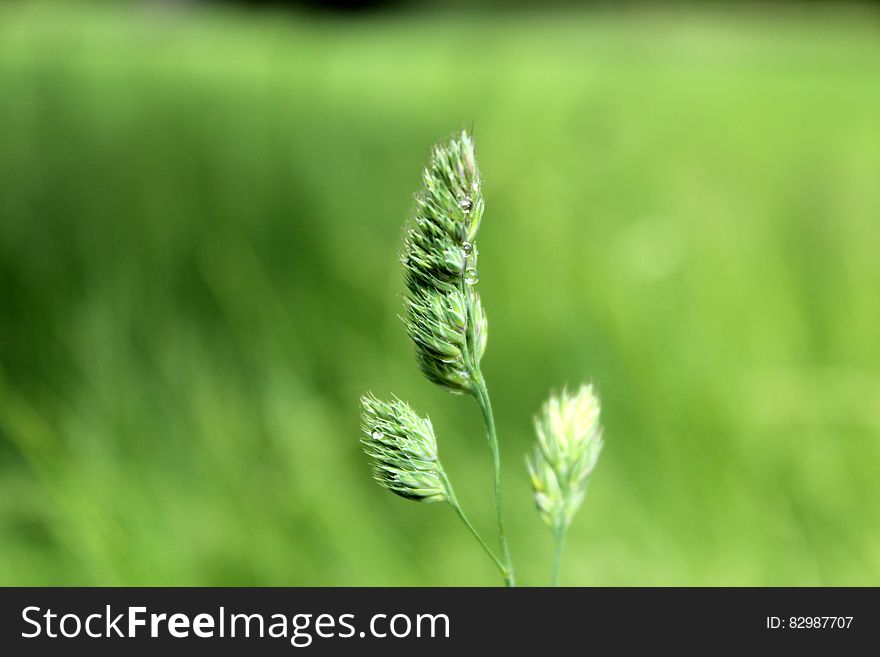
[464, 268, 480, 285]
[462, 242, 472, 255]
[371, 430, 383, 441]
[459, 197, 473, 213]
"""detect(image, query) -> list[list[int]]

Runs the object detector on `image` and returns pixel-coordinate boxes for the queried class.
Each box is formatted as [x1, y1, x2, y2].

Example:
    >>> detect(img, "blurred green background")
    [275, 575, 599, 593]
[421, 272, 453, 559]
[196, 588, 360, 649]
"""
[1, 0, 879, 586]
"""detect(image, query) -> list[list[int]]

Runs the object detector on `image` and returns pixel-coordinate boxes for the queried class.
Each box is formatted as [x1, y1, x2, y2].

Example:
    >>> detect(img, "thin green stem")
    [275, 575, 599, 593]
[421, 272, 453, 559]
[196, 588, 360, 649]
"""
[458, 244, 514, 587]
[551, 523, 567, 586]
[441, 472, 509, 581]
[472, 373, 515, 587]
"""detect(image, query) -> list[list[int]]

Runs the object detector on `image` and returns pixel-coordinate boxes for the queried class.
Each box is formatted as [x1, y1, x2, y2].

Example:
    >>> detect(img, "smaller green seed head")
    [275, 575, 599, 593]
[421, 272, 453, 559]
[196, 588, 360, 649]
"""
[360, 393, 450, 503]
[527, 384, 604, 531]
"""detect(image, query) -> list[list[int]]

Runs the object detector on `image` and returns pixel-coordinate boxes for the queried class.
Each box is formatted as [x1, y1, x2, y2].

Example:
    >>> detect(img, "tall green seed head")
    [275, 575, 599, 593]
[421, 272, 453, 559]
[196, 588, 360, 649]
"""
[360, 393, 450, 503]
[527, 384, 604, 532]
[401, 131, 488, 394]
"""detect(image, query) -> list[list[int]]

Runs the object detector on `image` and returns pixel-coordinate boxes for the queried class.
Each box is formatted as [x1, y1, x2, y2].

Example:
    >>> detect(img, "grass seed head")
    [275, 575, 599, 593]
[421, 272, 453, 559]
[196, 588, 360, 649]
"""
[401, 131, 488, 394]
[359, 393, 450, 503]
[527, 384, 604, 531]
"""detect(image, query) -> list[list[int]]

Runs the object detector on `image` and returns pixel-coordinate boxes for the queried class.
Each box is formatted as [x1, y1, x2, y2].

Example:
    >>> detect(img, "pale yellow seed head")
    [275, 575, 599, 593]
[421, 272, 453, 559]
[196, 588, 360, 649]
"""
[528, 384, 603, 531]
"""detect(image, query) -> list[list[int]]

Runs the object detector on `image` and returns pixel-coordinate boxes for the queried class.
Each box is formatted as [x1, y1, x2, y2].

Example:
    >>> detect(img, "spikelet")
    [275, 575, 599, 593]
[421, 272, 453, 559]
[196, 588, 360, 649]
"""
[527, 385, 604, 531]
[360, 393, 450, 503]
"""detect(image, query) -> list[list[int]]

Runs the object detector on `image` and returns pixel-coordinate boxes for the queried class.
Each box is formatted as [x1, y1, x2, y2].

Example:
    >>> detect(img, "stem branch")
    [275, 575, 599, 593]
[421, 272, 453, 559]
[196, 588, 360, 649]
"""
[442, 472, 509, 581]
[472, 373, 515, 587]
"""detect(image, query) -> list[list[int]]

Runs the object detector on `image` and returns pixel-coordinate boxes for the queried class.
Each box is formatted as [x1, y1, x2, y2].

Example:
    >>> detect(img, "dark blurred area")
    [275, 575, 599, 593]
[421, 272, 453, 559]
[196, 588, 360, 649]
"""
[212, 0, 880, 12]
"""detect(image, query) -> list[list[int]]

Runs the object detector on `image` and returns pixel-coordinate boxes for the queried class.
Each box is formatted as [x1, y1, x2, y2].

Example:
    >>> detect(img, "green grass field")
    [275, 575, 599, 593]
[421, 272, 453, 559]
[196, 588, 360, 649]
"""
[1, 1, 879, 585]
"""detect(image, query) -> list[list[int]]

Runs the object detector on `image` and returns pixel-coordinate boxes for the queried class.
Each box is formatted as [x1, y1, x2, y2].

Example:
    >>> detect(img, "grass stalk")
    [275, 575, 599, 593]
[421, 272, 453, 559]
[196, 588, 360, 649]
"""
[551, 523, 566, 586]
[442, 472, 509, 582]
[471, 372, 515, 587]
